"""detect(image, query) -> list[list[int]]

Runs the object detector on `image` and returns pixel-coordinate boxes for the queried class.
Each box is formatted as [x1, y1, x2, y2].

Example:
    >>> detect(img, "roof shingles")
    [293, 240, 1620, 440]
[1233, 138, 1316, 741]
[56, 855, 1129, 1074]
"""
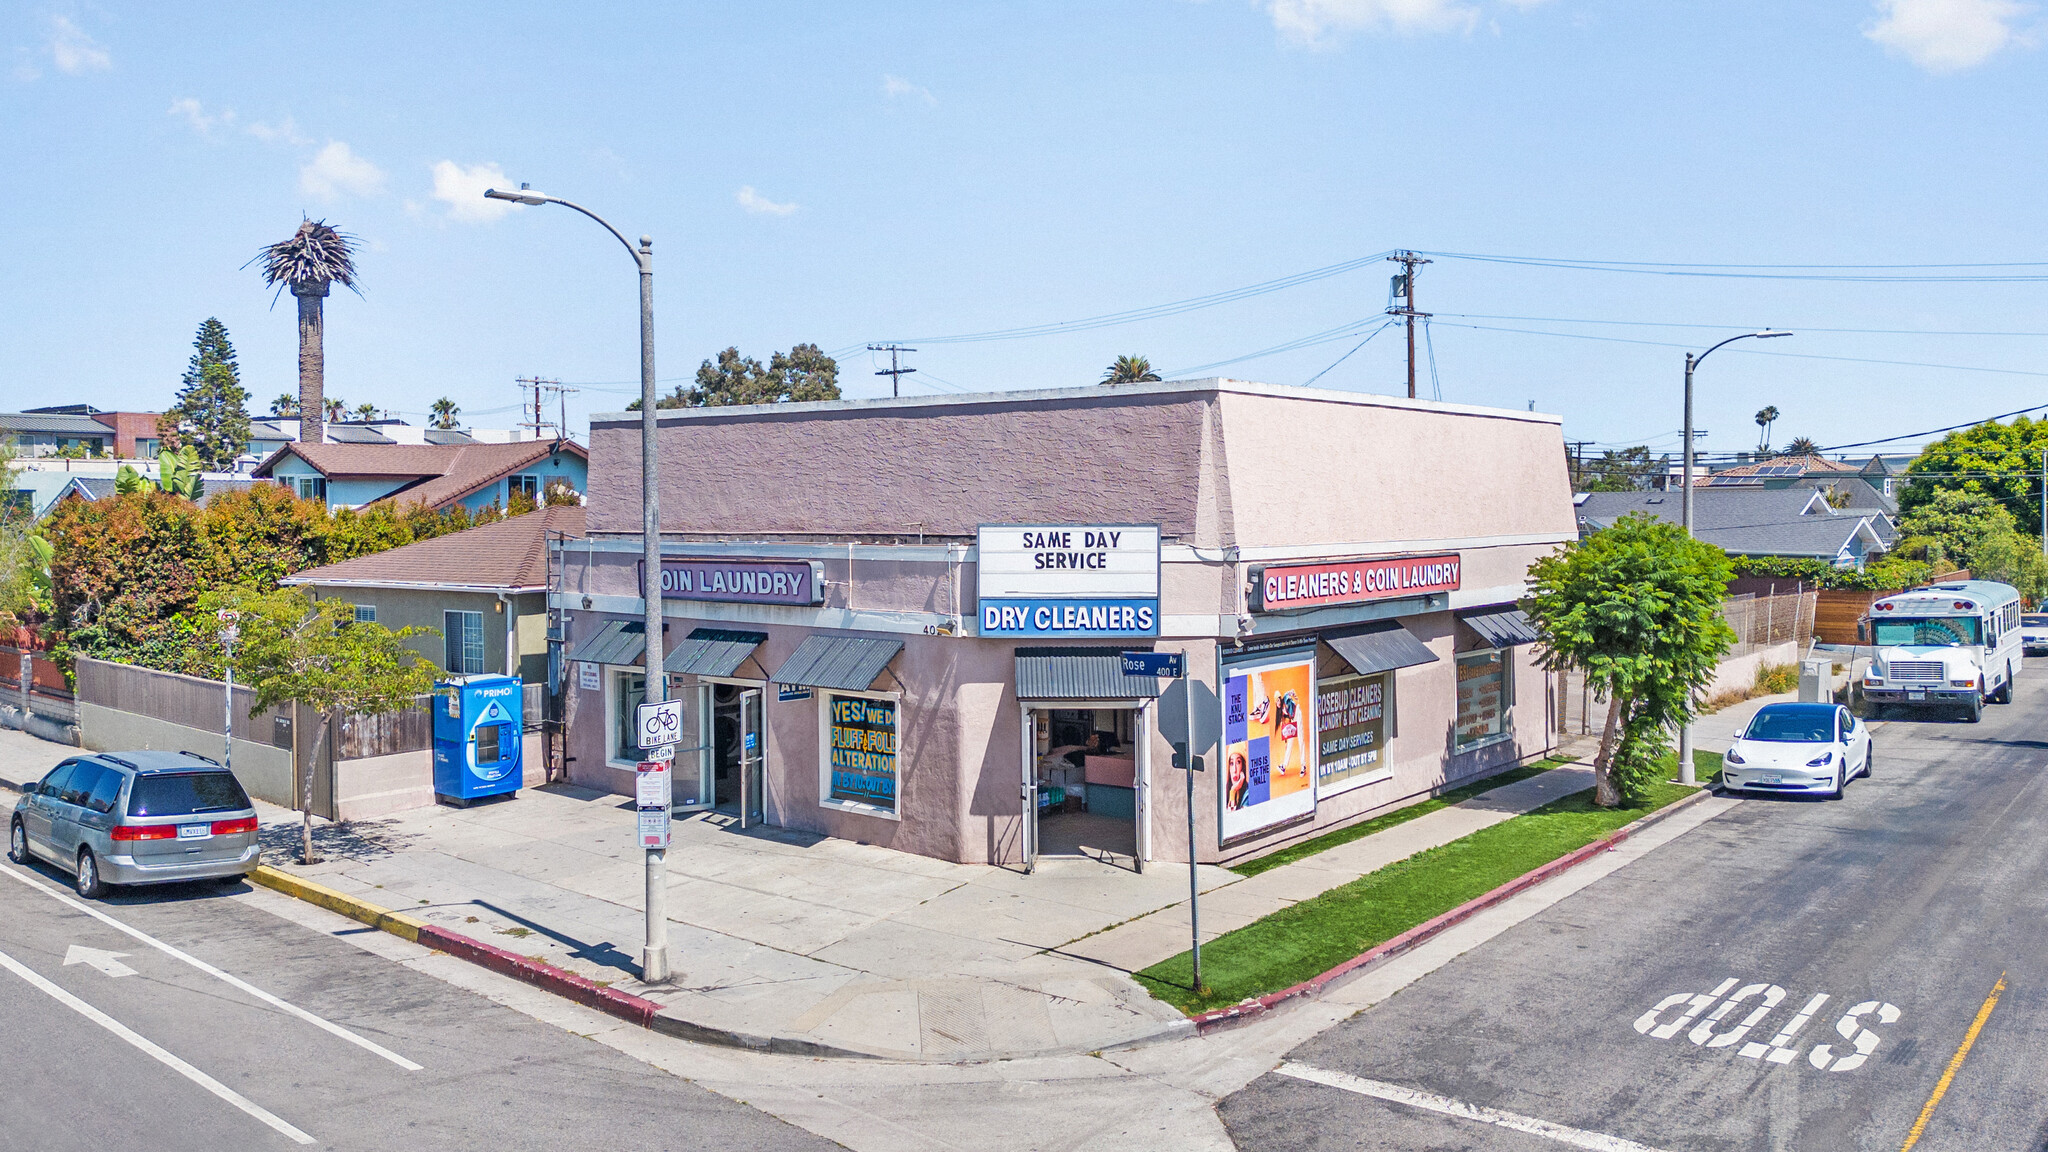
[282, 504, 585, 592]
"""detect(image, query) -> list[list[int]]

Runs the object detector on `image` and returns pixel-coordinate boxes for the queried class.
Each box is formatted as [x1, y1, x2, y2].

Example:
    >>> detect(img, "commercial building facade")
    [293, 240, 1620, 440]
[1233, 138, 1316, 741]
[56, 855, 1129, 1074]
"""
[555, 379, 1574, 868]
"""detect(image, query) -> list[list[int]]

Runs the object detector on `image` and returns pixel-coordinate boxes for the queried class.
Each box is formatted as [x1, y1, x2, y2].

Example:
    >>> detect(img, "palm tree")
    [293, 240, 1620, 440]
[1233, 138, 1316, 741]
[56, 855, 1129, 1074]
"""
[270, 394, 299, 418]
[1754, 406, 1779, 453]
[1784, 436, 1822, 457]
[1101, 355, 1162, 385]
[324, 398, 346, 425]
[249, 218, 360, 447]
[352, 403, 380, 423]
[429, 397, 461, 430]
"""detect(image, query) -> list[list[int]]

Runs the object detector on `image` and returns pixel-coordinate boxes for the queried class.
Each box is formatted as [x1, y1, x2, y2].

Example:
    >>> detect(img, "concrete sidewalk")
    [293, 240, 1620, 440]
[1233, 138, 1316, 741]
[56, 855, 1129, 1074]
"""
[0, 723, 1599, 1062]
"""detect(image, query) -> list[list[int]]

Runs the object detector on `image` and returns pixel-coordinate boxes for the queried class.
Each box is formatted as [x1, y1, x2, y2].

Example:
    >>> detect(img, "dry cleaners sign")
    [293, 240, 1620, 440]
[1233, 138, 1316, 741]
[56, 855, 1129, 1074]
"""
[977, 524, 1160, 638]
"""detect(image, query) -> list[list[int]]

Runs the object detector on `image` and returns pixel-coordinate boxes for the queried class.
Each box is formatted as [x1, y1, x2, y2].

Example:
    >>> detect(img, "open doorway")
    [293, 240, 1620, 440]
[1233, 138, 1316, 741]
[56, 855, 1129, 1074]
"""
[674, 678, 765, 827]
[1023, 704, 1149, 871]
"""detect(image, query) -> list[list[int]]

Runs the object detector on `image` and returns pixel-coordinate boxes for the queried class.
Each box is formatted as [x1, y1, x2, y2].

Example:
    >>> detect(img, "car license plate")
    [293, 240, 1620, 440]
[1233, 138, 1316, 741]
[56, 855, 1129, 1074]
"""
[1908, 691, 1925, 701]
[177, 823, 211, 840]
[1764, 774, 1783, 783]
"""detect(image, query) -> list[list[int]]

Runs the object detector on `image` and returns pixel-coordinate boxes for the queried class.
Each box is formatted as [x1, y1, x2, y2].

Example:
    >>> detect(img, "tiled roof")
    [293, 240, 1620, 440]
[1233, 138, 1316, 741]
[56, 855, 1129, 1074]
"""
[1576, 488, 1826, 531]
[253, 439, 588, 509]
[0, 413, 114, 435]
[283, 504, 586, 592]
[325, 424, 397, 445]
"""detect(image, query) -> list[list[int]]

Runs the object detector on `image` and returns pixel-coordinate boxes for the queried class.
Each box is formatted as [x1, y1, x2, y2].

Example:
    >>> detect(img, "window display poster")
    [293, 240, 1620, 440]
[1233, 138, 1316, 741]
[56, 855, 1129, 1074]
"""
[1316, 672, 1391, 794]
[1455, 651, 1506, 748]
[827, 694, 898, 812]
[1219, 654, 1318, 841]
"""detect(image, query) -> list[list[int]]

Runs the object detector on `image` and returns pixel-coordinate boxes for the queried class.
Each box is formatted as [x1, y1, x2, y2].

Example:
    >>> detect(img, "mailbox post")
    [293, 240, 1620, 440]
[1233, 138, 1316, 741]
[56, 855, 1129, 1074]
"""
[1123, 650, 1203, 992]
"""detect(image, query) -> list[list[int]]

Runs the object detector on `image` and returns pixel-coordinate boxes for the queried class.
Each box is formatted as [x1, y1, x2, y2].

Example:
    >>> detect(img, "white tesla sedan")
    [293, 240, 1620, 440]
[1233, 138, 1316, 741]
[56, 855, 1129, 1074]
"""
[1722, 702, 1871, 800]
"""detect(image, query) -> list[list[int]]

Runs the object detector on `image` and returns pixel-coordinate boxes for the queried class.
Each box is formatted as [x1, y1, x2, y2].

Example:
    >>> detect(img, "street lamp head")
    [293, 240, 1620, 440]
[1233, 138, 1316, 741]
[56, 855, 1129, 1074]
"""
[483, 182, 550, 206]
[1753, 330, 1793, 339]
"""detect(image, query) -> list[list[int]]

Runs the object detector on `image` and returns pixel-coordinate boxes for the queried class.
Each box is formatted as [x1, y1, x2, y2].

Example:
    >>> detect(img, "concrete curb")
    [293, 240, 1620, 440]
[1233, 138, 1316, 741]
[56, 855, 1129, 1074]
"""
[248, 866, 429, 943]
[1188, 786, 1715, 1034]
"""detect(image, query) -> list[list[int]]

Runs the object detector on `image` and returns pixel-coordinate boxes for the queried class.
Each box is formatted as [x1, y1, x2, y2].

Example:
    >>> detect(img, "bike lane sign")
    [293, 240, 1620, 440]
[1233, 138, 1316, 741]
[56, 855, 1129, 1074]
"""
[636, 699, 685, 749]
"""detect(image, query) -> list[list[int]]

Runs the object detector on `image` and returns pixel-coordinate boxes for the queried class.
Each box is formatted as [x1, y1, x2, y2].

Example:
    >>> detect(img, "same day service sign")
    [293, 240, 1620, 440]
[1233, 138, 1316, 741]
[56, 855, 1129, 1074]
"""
[977, 524, 1161, 638]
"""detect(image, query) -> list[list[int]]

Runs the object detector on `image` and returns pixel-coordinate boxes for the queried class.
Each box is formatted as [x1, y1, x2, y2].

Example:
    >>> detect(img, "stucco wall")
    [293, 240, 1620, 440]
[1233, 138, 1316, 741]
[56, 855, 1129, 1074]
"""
[303, 586, 548, 681]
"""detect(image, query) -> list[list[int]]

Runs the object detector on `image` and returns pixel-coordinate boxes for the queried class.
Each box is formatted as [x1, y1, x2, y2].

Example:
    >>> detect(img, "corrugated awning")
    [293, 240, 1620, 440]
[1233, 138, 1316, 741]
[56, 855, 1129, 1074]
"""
[1016, 647, 1165, 701]
[666, 629, 769, 678]
[1324, 621, 1439, 676]
[771, 634, 904, 692]
[567, 619, 645, 665]
[1460, 606, 1540, 648]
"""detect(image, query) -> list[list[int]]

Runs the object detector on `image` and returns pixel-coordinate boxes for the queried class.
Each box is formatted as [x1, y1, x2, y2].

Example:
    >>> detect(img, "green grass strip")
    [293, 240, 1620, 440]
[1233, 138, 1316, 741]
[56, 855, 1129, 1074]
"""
[1227, 755, 1578, 878]
[1136, 778, 1697, 1015]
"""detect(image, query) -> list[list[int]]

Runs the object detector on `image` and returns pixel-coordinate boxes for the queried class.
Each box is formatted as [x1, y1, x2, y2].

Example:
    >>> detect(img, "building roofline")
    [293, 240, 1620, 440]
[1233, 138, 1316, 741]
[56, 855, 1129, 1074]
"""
[590, 377, 1565, 431]
[282, 576, 546, 594]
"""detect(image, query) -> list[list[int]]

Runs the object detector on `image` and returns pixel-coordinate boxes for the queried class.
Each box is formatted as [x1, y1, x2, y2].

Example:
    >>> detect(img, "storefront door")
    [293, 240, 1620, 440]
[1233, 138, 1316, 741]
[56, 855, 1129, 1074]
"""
[667, 680, 714, 811]
[1017, 702, 1150, 874]
[739, 687, 765, 828]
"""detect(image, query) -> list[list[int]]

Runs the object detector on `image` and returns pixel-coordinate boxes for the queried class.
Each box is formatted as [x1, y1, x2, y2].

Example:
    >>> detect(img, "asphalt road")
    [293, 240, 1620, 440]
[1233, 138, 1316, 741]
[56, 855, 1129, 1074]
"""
[1221, 664, 2048, 1152]
[0, 851, 837, 1152]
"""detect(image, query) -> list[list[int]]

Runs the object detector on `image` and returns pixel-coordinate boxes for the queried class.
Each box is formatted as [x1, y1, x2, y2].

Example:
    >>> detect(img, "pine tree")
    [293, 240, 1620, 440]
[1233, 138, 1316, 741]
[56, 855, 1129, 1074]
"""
[163, 318, 252, 470]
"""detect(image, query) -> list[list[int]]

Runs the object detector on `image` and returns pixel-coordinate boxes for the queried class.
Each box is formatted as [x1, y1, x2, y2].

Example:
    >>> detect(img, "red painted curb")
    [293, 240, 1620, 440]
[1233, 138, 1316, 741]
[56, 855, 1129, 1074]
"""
[416, 924, 662, 1028]
[1189, 787, 1712, 1033]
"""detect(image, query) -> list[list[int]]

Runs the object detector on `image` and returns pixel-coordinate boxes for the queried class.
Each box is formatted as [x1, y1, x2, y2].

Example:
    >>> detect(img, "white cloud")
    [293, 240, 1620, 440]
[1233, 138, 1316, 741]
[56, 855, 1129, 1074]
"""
[299, 141, 387, 200]
[48, 15, 110, 74]
[168, 97, 226, 135]
[247, 116, 310, 146]
[736, 186, 798, 216]
[1264, 0, 1546, 44]
[882, 74, 936, 105]
[1866, 0, 2029, 72]
[430, 160, 517, 222]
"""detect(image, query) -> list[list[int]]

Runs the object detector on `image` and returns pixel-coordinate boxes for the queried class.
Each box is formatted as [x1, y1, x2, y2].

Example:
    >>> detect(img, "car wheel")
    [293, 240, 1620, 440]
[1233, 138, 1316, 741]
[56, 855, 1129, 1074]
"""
[74, 849, 104, 899]
[7, 820, 28, 865]
[1966, 695, 1984, 723]
[1829, 770, 1846, 800]
[1862, 748, 1874, 779]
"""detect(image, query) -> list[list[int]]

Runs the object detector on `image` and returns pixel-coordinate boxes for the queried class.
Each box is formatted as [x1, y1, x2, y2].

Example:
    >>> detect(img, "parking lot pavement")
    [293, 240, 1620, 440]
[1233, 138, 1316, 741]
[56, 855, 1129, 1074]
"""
[1220, 668, 2048, 1151]
[0, 857, 836, 1152]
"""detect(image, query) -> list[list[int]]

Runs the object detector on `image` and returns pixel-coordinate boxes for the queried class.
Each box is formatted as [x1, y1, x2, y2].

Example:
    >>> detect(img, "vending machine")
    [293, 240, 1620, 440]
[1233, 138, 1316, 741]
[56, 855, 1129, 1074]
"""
[433, 675, 524, 805]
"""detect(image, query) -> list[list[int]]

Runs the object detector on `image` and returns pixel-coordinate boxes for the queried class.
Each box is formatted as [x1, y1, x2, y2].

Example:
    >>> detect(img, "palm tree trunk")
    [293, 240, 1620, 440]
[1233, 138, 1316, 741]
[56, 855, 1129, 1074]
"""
[295, 281, 329, 446]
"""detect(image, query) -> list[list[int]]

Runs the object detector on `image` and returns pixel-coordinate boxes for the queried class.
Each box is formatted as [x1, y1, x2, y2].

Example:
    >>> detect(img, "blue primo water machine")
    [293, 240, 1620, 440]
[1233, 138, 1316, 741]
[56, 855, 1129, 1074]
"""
[433, 675, 524, 806]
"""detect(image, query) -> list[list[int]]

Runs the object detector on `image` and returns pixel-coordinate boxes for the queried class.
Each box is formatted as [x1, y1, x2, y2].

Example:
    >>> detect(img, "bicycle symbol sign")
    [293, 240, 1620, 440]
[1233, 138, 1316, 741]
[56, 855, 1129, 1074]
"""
[636, 699, 686, 749]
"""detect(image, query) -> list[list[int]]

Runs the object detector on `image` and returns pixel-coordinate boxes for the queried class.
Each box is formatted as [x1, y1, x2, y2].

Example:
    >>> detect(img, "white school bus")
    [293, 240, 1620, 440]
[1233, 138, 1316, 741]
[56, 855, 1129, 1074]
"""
[1860, 580, 2022, 722]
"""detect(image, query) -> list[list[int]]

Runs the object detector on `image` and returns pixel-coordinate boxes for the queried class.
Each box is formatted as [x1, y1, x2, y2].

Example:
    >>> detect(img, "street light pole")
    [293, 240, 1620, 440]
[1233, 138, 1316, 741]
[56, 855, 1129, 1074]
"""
[1680, 330, 1791, 788]
[486, 184, 670, 982]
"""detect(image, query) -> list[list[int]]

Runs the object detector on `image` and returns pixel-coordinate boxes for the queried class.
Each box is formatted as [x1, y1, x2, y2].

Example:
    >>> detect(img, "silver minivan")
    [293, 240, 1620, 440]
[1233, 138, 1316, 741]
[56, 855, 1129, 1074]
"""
[9, 751, 262, 897]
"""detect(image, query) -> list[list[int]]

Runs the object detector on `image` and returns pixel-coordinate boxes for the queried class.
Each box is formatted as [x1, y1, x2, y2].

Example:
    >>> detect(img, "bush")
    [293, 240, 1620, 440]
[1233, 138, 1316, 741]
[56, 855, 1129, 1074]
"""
[1755, 662, 1798, 694]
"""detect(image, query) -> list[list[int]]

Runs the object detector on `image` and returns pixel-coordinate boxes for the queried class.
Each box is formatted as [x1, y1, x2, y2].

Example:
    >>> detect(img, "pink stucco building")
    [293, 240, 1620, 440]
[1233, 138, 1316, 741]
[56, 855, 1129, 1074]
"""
[555, 378, 1575, 870]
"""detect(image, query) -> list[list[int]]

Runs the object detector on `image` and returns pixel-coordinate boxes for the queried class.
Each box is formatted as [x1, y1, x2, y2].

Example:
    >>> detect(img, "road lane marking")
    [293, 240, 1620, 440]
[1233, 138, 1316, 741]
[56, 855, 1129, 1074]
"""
[64, 944, 136, 977]
[1899, 972, 2006, 1152]
[0, 943, 316, 1145]
[0, 862, 422, 1071]
[1274, 1062, 1671, 1152]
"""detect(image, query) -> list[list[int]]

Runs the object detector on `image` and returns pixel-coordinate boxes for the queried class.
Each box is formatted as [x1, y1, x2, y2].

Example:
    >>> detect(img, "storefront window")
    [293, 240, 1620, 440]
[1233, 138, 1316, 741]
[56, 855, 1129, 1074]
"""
[1316, 672, 1392, 794]
[822, 692, 898, 817]
[1454, 650, 1511, 749]
[611, 670, 646, 765]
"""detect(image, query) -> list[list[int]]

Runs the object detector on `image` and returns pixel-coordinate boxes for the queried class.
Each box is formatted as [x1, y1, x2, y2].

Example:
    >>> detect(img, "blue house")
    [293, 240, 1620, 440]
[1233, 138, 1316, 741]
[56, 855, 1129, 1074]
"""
[252, 439, 588, 514]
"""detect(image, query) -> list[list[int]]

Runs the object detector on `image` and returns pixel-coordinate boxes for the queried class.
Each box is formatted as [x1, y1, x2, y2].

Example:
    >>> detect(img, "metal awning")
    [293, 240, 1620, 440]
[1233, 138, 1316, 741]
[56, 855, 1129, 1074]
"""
[1016, 647, 1165, 701]
[1460, 606, 1540, 648]
[666, 629, 769, 678]
[1324, 620, 1439, 676]
[770, 634, 904, 692]
[566, 619, 645, 665]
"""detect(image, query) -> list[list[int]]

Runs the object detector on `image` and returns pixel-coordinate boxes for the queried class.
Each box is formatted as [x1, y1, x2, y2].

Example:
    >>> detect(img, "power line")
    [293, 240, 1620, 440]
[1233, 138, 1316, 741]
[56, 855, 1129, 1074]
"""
[1434, 312, 2048, 338]
[1429, 320, 2048, 381]
[868, 344, 916, 398]
[1300, 321, 1396, 387]
[1424, 250, 2048, 283]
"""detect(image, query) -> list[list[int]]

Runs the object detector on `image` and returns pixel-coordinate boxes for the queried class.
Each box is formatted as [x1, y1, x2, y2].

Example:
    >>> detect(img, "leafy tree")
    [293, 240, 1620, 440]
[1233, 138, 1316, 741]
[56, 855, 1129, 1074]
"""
[429, 398, 460, 430]
[250, 218, 360, 447]
[1754, 406, 1779, 452]
[160, 318, 252, 469]
[270, 394, 300, 417]
[632, 344, 843, 409]
[1898, 489, 2048, 598]
[204, 585, 438, 862]
[1577, 446, 1667, 493]
[1102, 355, 1162, 385]
[1524, 514, 1736, 806]
[1783, 436, 1821, 457]
[1899, 415, 2048, 537]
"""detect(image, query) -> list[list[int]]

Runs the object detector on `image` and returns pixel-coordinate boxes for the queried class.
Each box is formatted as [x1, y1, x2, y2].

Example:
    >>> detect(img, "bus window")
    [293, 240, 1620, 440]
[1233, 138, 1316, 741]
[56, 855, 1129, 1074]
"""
[1872, 616, 1983, 647]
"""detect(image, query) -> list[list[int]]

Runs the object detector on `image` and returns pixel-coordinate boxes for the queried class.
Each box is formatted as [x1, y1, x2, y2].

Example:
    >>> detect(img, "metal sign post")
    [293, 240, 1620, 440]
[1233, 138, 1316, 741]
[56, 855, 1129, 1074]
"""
[1123, 650, 1203, 993]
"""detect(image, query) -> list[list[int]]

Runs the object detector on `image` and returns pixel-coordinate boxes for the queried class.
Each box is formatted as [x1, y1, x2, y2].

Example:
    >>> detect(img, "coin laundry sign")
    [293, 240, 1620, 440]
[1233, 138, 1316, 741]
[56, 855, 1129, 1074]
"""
[1250, 553, 1461, 612]
[977, 524, 1160, 638]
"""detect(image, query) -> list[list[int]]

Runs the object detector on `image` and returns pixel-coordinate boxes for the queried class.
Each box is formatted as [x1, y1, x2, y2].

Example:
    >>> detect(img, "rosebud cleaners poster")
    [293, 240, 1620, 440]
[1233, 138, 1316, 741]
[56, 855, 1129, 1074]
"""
[1219, 651, 1318, 842]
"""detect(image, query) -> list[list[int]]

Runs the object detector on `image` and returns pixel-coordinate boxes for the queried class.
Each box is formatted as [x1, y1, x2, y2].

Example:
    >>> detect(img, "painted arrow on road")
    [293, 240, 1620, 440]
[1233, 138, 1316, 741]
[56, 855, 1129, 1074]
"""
[64, 946, 136, 978]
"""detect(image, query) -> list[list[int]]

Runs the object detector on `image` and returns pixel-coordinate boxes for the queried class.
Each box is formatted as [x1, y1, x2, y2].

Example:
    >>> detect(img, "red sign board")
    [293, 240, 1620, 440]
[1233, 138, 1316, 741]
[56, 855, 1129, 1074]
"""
[1250, 554, 1461, 612]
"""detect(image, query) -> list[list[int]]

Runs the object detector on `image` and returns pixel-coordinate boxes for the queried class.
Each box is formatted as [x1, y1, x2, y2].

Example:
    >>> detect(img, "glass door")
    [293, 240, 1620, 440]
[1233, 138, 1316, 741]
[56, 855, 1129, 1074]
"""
[669, 679, 714, 811]
[739, 688, 765, 827]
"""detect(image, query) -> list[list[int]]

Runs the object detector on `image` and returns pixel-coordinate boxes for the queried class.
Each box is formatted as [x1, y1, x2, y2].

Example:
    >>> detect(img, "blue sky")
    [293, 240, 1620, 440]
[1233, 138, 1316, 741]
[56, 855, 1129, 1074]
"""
[4, 1, 2045, 460]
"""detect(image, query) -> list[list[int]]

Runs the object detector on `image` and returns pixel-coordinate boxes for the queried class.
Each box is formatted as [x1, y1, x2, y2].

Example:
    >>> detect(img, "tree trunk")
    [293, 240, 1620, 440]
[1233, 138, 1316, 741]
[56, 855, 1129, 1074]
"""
[299, 708, 323, 865]
[1591, 689, 1624, 808]
[295, 281, 329, 446]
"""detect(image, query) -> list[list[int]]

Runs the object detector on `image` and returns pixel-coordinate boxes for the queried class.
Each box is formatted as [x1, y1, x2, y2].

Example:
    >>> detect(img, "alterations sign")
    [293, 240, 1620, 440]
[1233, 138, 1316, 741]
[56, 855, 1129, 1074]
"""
[1249, 553, 1461, 613]
[977, 524, 1160, 638]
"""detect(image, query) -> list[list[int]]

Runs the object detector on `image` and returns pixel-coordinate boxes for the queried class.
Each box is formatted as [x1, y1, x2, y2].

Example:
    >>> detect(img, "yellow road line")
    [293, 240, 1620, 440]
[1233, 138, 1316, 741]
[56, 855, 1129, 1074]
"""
[1899, 971, 2006, 1152]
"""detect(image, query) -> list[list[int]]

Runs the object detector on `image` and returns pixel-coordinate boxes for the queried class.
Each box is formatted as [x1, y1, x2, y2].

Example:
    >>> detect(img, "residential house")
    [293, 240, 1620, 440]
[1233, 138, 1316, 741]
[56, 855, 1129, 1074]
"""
[252, 439, 588, 513]
[1703, 453, 1901, 515]
[1576, 486, 1890, 570]
[282, 504, 584, 683]
[1, 405, 170, 458]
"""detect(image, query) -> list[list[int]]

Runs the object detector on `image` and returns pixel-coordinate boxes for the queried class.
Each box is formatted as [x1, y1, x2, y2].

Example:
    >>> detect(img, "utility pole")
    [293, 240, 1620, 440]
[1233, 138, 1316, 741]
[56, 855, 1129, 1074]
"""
[1386, 252, 1431, 400]
[514, 376, 559, 440]
[540, 381, 580, 443]
[868, 344, 917, 398]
